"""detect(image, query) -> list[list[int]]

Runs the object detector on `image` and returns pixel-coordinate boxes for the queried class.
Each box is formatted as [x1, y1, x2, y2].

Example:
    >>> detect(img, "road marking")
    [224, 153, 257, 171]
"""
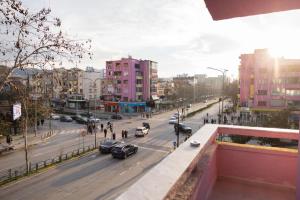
[120, 170, 127, 175]
[138, 146, 170, 153]
[32, 152, 43, 157]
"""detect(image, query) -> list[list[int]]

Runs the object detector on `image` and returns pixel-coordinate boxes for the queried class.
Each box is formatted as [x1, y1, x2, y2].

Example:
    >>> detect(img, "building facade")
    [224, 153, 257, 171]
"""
[239, 49, 300, 111]
[103, 56, 158, 102]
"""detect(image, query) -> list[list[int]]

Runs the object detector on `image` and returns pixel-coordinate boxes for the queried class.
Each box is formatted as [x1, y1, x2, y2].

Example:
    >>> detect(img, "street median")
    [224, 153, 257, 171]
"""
[0, 144, 97, 187]
[186, 101, 219, 118]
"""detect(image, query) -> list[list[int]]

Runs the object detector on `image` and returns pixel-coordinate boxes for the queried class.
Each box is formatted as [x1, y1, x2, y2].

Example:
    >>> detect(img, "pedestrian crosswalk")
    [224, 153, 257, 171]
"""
[59, 129, 85, 135]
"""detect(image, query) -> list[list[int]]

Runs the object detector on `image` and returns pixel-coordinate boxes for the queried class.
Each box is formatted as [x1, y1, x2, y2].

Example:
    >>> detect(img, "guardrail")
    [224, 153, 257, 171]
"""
[0, 144, 96, 186]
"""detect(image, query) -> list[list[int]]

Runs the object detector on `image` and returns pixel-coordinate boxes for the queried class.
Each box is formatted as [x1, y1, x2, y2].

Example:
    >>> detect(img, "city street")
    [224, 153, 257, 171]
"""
[0, 100, 226, 200]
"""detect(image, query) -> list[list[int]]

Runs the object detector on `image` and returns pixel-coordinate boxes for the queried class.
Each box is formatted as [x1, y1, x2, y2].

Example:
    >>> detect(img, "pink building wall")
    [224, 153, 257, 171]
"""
[218, 144, 297, 188]
[104, 57, 157, 102]
[239, 49, 300, 110]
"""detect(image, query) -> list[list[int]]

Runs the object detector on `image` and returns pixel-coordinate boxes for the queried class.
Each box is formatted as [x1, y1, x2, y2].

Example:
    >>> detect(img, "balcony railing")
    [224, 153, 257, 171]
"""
[117, 124, 299, 200]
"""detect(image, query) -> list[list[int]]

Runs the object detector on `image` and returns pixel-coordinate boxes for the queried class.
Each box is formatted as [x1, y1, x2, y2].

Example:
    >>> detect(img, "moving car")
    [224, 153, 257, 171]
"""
[99, 139, 122, 154]
[142, 122, 150, 129]
[89, 116, 100, 123]
[169, 117, 177, 124]
[75, 116, 88, 124]
[111, 143, 138, 159]
[50, 113, 60, 120]
[174, 123, 192, 134]
[60, 115, 73, 122]
[135, 126, 149, 137]
[111, 114, 122, 120]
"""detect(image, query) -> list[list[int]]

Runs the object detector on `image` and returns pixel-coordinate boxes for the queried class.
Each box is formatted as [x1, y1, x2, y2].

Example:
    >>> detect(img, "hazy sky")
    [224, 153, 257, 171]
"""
[23, 0, 300, 78]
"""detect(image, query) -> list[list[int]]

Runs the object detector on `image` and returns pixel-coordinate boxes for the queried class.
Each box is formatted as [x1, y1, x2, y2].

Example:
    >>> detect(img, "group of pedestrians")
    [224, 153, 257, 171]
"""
[98, 122, 129, 140]
[86, 121, 96, 134]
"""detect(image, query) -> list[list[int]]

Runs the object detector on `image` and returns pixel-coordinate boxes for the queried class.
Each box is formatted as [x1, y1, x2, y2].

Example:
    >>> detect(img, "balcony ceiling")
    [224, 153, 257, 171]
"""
[204, 0, 300, 20]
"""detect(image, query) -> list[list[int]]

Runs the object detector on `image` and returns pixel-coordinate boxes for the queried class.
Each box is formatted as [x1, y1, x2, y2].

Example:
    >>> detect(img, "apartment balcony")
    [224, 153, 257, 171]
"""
[117, 125, 298, 200]
[136, 84, 143, 87]
[136, 75, 143, 80]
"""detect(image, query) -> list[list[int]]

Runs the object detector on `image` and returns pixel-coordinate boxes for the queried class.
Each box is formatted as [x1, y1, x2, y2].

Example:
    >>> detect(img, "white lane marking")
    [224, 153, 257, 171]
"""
[120, 170, 127, 175]
[32, 152, 43, 157]
[138, 146, 170, 153]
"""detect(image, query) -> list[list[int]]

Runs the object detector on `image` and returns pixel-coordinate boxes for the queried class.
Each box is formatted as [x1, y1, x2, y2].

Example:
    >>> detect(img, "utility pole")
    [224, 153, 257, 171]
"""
[34, 84, 37, 137]
[207, 67, 228, 123]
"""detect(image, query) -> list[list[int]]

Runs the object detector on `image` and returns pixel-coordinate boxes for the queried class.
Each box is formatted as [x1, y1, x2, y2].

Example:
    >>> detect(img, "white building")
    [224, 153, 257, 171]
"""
[78, 67, 105, 100]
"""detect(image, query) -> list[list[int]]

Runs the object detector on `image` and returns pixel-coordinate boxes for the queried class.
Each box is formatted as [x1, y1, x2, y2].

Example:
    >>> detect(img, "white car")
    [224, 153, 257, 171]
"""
[135, 127, 149, 137]
[169, 117, 178, 124]
[50, 113, 60, 120]
[89, 117, 100, 123]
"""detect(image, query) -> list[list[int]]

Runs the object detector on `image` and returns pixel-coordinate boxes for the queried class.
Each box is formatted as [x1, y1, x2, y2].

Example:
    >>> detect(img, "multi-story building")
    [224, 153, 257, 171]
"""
[239, 49, 300, 112]
[78, 67, 104, 100]
[102, 56, 158, 112]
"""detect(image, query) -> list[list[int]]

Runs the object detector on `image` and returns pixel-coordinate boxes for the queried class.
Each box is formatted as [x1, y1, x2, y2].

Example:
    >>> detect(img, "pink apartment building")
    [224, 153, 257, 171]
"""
[239, 49, 300, 114]
[102, 56, 158, 112]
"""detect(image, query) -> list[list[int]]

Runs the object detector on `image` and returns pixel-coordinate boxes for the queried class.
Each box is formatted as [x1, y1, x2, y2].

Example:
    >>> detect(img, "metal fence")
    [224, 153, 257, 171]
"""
[0, 144, 96, 186]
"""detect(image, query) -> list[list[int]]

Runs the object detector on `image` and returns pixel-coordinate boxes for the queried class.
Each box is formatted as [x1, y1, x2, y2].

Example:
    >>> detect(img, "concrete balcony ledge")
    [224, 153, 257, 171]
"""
[116, 124, 219, 200]
[116, 124, 299, 200]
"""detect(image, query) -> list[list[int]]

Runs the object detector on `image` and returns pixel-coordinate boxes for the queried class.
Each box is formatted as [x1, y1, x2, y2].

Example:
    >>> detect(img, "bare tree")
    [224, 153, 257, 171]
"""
[0, 0, 92, 90]
[0, 0, 92, 173]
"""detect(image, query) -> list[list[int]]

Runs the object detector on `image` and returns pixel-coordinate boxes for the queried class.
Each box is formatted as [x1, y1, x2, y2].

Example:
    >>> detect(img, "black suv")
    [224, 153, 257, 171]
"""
[111, 143, 138, 159]
[174, 123, 192, 134]
[99, 139, 122, 154]
[142, 122, 150, 129]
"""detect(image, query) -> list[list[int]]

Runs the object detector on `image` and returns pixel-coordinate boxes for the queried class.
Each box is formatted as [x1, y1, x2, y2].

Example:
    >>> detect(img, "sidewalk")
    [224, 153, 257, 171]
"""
[0, 120, 58, 152]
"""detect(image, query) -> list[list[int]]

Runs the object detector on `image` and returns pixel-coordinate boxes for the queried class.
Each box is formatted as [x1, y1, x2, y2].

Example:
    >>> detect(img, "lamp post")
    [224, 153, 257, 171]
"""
[83, 77, 102, 148]
[207, 67, 228, 123]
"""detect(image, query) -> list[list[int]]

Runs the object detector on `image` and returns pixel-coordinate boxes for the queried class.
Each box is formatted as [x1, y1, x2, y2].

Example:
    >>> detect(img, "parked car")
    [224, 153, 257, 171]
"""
[111, 143, 138, 159]
[50, 113, 60, 120]
[89, 116, 100, 123]
[142, 122, 150, 129]
[99, 139, 122, 154]
[0, 144, 14, 154]
[174, 123, 192, 134]
[169, 117, 178, 124]
[60, 115, 73, 122]
[135, 126, 149, 137]
[71, 115, 82, 121]
[111, 114, 122, 120]
[75, 116, 88, 124]
[173, 113, 181, 119]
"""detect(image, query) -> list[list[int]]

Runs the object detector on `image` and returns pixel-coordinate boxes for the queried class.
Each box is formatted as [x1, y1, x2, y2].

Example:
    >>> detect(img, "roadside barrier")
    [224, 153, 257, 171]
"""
[0, 144, 96, 186]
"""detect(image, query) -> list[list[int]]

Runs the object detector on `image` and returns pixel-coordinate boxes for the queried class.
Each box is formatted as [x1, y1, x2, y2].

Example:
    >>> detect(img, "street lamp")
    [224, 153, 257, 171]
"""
[207, 67, 228, 123]
[83, 77, 102, 148]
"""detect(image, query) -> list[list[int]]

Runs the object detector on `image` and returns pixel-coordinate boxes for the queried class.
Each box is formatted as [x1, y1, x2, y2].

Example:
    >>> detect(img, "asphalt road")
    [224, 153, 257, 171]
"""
[0, 100, 226, 200]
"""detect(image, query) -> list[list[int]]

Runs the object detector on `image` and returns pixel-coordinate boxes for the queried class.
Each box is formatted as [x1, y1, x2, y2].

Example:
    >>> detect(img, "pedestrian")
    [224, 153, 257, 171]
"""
[88, 124, 93, 134]
[92, 122, 96, 133]
[104, 128, 107, 138]
[37, 120, 40, 127]
[100, 123, 104, 132]
[173, 141, 177, 149]
[121, 130, 124, 139]
[124, 130, 128, 138]
[203, 118, 206, 124]
[112, 132, 116, 140]
[41, 118, 44, 126]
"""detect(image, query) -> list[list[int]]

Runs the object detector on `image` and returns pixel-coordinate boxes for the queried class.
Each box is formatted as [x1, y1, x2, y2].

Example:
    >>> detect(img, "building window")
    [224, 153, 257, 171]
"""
[257, 101, 267, 106]
[124, 71, 128, 76]
[272, 87, 285, 95]
[135, 64, 140, 69]
[123, 80, 128, 84]
[285, 77, 300, 84]
[286, 89, 300, 96]
[117, 80, 122, 84]
[270, 99, 285, 107]
[136, 87, 143, 92]
[136, 79, 143, 84]
[257, 90, 267, 95]
[123, 97, 128, 101]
